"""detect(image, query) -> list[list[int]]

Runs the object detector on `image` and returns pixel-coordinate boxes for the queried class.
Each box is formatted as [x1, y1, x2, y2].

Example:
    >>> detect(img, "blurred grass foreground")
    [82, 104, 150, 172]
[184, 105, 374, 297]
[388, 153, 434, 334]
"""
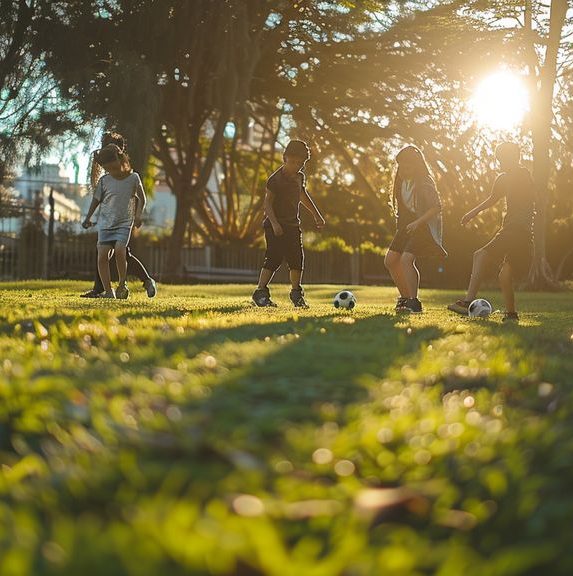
[0, 282, 572, 575]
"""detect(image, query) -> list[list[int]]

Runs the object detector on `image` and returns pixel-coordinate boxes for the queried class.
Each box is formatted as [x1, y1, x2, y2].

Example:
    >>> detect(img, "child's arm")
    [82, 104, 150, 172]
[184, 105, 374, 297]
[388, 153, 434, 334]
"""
[82, 196, 100, 229]
[301, 189, 326, 229]
[461, 175, 505, 226]
[264, 187, 283, 236]
[406, 206, 440, 234]
[134, 183, 147, 228]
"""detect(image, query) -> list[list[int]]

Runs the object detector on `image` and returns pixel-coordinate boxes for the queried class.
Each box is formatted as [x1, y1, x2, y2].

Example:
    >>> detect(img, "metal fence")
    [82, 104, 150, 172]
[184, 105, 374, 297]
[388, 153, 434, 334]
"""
[0, 215, 390, 285]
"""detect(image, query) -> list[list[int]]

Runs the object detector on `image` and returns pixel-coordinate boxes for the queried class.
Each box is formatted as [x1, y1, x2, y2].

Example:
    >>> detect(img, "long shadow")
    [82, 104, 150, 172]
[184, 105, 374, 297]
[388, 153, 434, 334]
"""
[23, 309, 446, 459]
[169, 313, 445, 455]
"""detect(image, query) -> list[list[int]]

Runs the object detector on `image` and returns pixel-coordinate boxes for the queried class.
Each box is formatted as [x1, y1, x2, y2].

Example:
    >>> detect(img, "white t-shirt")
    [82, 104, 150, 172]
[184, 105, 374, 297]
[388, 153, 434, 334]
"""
[94, 172, 145, 230]
[401, 180, 415, 211]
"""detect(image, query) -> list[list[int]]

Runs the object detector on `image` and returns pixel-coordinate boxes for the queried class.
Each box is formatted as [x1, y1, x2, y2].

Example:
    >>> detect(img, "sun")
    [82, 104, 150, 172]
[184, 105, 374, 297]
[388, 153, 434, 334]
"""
[470, 71, 529, 131]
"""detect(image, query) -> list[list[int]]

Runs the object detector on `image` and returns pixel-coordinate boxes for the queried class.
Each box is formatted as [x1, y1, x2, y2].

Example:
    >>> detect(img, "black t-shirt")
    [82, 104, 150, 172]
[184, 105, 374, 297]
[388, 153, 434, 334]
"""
[263, 166, 305, 227]
[491, 167, 535, 231]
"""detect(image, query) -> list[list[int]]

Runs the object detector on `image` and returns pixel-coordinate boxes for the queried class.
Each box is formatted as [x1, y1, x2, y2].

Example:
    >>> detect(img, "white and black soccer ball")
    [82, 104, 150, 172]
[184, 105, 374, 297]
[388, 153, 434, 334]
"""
[468, 298, 493, 318]
[333, 290, 356, 310]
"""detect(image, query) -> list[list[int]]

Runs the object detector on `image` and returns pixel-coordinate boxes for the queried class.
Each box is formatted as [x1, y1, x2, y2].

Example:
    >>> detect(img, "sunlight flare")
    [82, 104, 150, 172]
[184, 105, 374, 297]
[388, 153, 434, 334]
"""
[470, 71, 529, 131]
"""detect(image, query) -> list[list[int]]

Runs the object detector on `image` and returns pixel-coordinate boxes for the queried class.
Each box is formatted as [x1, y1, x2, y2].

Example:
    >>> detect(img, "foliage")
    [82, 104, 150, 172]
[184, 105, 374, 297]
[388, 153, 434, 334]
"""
[0, 0, 83, 181]
[1, 282, 573, 574]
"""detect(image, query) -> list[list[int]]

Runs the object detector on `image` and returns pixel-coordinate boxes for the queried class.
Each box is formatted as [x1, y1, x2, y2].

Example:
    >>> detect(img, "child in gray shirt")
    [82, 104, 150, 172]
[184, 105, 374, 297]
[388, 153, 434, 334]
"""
[82, 144, 146, 299]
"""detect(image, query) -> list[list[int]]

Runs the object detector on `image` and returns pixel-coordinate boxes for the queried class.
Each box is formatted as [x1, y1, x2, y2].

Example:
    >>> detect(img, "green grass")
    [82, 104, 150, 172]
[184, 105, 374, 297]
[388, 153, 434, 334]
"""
[0, 281, 572, 576]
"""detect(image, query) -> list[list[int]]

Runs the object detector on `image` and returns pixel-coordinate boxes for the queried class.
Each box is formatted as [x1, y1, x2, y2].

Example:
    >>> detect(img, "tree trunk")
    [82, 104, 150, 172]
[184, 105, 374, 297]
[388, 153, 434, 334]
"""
[555, 245, 573, 281]
[165, 190, 192, 278]
[527, 0, 568, 290]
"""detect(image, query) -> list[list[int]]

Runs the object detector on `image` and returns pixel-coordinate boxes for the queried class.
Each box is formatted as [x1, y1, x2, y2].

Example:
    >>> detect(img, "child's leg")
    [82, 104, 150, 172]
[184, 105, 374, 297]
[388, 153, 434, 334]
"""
[114, 244, 128, 285]
[289, 269, 302, 289]
[465, 248, 489, 301]
[498, 261, 516, 313]
[126, 246, 152, 282]
[384, 250, 410, 297]
[400, 252, 420, 299]
[108, 249, 119, 283]
[257, 268, 276, 289]
[97, 246, 113, 293]
[258, 227, 283, 289]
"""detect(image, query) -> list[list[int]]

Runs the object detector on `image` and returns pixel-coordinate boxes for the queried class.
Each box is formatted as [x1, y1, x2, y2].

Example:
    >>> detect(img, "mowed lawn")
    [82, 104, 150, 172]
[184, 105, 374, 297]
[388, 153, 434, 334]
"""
[0, 281, 572, 576]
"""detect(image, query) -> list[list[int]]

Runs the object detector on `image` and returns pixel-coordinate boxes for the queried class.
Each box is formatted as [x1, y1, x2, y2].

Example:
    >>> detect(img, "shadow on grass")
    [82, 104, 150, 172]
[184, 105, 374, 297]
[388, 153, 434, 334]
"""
[166, 313, 446, 451]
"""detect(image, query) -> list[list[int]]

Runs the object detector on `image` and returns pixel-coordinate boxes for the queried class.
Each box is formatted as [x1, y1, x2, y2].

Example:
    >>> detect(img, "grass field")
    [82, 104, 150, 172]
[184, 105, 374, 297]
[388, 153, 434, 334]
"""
[1, 281, 572, 576]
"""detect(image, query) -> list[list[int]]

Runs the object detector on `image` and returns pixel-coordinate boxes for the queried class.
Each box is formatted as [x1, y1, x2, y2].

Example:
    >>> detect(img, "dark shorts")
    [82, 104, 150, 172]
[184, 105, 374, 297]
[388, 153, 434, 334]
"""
[482, 226, 533, 279]
[388, 224, 442, 259]
[262, 225, 304, 272]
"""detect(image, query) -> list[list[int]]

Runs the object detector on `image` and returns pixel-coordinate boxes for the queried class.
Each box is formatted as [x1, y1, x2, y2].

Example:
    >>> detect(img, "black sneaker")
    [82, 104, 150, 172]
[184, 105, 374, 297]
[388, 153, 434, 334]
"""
[143, 277, 157, 298]
[502, 311, 519, 322]
[80, 289, 103, 298]
[447, 299, 472, 316]
[252, 286, 277, 307]
[395, 297, 408, 311]
[401, 297, 423, 313]
[289, 286, 309, 308]
[115, 282, 129, 300]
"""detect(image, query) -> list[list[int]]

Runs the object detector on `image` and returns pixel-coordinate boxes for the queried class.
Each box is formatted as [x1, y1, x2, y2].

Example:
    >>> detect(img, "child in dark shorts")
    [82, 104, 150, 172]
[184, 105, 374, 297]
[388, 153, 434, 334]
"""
[252, 140, 325, 308]
[448, 142, 534, 321]
[384, 145, 447, 313]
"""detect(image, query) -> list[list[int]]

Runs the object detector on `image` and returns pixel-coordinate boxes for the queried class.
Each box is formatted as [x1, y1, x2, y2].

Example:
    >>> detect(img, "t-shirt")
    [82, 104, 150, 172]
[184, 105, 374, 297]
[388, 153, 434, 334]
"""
[94, 172, 145, 231]
[490, 167, 535, 231]
[263, 166, 305, 227]
[401, 180, 415, 211]
[395, 175, 447, 257]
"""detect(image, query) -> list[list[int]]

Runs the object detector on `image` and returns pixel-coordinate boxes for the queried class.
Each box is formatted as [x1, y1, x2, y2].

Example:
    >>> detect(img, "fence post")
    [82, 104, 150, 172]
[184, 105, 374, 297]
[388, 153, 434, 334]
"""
[46, 188, 55, 279]
[351, 251, 360, 285]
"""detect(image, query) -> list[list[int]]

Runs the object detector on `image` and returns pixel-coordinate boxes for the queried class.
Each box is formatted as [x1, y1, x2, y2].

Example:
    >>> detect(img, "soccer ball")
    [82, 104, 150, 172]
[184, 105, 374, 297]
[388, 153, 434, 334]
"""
[334, 290, 356, 310]
[468, 298, 493, 318]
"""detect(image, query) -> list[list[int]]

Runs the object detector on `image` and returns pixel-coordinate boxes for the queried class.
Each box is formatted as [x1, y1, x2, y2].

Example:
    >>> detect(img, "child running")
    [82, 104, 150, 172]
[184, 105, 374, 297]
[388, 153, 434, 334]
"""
[80, 130, 156, 299]
[252, 140, 325, 308]
[82, 144, 146, 299]
[448, 142, 534, 321]
[384, 145, 447, 313]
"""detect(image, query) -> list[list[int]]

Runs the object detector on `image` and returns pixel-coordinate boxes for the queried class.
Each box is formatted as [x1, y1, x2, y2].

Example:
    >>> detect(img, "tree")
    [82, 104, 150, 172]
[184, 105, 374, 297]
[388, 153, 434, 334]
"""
[524, 0, 569, 288]
[0, 0, 81, 182]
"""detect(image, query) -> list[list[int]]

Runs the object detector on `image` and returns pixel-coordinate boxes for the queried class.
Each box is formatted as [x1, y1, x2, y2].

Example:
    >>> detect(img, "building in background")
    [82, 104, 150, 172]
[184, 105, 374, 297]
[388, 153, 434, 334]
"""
[11, 164, 86, 231]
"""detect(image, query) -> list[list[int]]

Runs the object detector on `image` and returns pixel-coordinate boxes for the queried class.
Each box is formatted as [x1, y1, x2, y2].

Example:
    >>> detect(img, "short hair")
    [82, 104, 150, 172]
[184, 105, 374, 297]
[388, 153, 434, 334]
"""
[496, 142, 520, 164]
[284, 140, 310, 160]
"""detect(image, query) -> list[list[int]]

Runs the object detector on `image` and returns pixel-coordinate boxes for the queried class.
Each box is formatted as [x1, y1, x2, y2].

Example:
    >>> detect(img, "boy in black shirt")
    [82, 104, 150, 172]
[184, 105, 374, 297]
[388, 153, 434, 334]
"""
[448, 142, 535, 321]
[252, 140, 325, 308]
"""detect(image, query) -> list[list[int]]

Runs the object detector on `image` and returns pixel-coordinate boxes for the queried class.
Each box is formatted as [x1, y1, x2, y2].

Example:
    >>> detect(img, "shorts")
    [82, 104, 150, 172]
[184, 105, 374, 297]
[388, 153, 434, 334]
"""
[388, 224, 444, 259]
[97, 227, 132, 248]
[482, 226, 533, 280]
[262, 225, 304, 272]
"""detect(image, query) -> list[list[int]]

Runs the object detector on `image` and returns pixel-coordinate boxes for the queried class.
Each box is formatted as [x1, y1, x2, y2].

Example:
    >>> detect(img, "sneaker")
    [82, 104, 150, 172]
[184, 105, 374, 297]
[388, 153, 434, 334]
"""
[143, 277, 157, 298]
[116, 283, 129, 300]
[97, 290, 116, 299]
[289, 286, 309, 309]
[447, 299, 472, 316]
[395, 296, 408, 311]
[80, 289, 103, 298]
[399, 297, 423, 313]
[502, 311, 519, 322]
[252, 286, 277, 307]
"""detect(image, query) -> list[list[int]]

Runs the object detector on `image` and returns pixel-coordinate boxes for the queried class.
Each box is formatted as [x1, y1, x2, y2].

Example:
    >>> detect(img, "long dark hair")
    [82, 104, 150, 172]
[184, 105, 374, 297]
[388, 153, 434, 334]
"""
[89, 131, 128, 189]
[391, 145, 433, 214]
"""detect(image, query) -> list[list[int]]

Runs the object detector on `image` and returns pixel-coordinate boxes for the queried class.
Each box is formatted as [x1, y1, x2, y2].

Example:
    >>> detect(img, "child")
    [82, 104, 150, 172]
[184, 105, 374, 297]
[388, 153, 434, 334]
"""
[82, 144, 146, 299]
[384, 145, 447, 313]
[80, 131, 157, 299]
[448, 142, 534, 321]
[252, 139, 325, 308]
